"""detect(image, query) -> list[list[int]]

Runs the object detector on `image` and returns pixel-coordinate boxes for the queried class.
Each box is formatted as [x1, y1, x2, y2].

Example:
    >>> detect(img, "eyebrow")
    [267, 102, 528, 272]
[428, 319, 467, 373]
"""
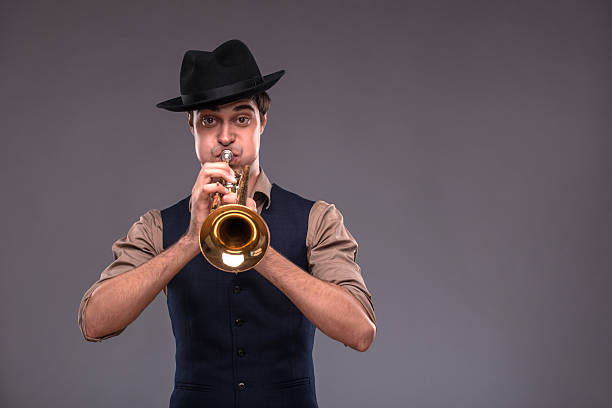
[232, 104, 255, 113]
[200, 104, 255, 114]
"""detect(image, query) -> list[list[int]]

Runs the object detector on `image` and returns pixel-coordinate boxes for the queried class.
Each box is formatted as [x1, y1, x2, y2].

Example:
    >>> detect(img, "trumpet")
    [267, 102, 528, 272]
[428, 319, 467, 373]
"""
[199, 149, 270, 273]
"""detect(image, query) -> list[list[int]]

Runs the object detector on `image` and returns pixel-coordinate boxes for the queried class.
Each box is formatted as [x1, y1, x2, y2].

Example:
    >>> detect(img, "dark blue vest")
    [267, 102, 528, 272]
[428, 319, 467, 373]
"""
[161, 183, 319, 408]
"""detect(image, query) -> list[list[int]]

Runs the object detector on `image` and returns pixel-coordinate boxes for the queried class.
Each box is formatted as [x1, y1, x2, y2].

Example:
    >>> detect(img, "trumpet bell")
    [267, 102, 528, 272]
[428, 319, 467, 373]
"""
[199, 203, 270, 273]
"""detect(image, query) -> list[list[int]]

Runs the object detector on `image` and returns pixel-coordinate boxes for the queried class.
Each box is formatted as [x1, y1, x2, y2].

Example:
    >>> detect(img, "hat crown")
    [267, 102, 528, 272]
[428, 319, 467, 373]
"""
[180, 40, 262, 95]
[156, 39, 284, 112]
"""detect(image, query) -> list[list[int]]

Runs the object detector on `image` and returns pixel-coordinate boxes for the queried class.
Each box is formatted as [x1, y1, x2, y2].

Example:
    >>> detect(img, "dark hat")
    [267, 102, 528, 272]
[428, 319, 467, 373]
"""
[156, 39, 284, 112]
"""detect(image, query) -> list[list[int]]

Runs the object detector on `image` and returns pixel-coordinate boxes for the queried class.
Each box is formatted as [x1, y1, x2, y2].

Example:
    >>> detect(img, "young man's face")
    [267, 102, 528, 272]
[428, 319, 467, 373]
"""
[188, 98, 266, 169]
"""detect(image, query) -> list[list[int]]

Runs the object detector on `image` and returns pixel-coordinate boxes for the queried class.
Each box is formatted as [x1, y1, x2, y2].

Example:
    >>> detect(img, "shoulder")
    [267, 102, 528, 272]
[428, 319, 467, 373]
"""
[141, 208, 162, 227]
[268, 185, 347, 232]
[122, 208, 163, 254]
[271, 183, 315, 205]
[145, 209, 162, 233]
[306, 199, 354, 248]
[160, 194, 191, 215]
[308, 200, 345, 225]
[101, 208, 163, 281]
[268, 183, 316, 217]
[125, 208, 162, 239]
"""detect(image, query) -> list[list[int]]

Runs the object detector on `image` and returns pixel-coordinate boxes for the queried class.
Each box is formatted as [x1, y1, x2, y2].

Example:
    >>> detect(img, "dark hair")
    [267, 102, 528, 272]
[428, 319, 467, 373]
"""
[188, 91, 270, 123]
[249, 91, 271, 121]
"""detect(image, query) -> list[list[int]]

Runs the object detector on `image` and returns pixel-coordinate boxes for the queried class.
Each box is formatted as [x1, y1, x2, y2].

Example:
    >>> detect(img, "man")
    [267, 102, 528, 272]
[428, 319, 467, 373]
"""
[78, 39, 376, 407]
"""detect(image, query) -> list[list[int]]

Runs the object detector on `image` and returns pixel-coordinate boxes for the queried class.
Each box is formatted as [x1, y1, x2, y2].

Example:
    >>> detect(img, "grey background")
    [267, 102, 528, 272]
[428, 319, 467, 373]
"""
[1, 1, 610, 407]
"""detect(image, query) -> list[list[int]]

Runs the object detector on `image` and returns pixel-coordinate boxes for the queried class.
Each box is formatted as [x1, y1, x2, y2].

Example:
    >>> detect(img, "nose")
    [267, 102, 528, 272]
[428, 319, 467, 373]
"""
[217, 122, 235, 145]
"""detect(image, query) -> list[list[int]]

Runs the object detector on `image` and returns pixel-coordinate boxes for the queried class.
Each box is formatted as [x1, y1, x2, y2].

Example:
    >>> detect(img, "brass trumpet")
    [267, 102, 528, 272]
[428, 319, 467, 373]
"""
[199, 149, 270, 273]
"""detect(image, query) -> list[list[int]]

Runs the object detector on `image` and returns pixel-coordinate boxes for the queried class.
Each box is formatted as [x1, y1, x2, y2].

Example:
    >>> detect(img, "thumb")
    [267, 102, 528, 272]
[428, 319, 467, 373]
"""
[246, 197, 257, 212]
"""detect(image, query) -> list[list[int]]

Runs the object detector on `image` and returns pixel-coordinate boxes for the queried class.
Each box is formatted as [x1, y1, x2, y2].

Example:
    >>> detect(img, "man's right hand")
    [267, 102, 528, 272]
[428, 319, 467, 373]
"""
[184, 162, 237, 243]
[82, 163, 236, 340]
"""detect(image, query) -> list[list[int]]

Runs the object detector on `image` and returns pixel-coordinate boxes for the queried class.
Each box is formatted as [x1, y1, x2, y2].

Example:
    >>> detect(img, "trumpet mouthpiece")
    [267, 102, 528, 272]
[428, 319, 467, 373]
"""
[221, 149, 234, 163]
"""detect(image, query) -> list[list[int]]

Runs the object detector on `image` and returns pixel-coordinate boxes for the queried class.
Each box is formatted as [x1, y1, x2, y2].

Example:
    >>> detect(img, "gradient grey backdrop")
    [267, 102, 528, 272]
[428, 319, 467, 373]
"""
[1, 1, 610, 407]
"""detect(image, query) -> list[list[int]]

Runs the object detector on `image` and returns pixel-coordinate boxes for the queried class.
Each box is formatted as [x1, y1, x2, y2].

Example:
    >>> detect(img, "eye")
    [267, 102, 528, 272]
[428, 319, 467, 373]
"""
[236, 115, 251, 125]
[201, 116, 216, 127]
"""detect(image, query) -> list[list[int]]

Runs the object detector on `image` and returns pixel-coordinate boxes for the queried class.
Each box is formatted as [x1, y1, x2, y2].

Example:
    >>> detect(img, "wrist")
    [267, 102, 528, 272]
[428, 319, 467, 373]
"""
[256, 246, 278, 270]
[179, 234, 201, 258]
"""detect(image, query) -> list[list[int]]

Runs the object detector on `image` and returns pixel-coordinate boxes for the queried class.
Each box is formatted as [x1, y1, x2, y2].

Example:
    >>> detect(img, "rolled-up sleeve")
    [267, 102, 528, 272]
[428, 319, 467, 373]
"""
[306, 201, 376, 326]
[77, 209, 163, 342]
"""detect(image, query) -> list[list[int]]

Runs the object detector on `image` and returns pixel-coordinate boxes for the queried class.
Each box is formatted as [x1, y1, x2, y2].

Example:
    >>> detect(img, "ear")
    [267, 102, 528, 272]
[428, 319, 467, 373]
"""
[187, 111, 195, 135]
[260, 113, 267, 134]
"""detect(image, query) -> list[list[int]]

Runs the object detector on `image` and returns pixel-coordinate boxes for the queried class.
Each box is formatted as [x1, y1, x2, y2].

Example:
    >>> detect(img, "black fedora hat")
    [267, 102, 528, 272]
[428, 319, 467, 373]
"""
[156, 39, 284, 112]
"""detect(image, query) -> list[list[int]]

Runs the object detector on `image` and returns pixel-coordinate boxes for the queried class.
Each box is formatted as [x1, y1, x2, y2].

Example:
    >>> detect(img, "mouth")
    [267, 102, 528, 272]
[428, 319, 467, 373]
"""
[215, 153, 239, 164]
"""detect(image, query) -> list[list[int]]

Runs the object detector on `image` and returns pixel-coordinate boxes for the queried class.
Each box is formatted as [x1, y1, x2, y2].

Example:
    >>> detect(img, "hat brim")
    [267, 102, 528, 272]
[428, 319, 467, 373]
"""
[156, 70, 285, 112]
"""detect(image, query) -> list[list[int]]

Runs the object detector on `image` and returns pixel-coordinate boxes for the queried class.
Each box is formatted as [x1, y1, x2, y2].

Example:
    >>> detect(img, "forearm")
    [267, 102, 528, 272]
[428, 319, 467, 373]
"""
[255, 247, 376, 352]
[84, 235, 199, 339]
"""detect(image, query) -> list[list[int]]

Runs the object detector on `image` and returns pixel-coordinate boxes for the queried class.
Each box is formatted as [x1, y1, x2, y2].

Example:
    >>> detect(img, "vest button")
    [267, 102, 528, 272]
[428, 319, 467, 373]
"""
[238, 382, 246, 391]
[233, 285, 241, 294]
[237, 348, 246, 357]
[235, 318, 243, 326]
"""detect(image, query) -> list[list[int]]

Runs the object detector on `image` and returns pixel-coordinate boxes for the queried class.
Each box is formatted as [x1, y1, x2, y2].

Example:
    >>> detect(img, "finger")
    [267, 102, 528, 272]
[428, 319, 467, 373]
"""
[199, 168, 238, 185]
[222, 192, 238, 205]
[202, 161, 232, 168]
[193, 177, 228, 195]
[201, 168, 237, 183]
[191, 183, 227, 212]
[200, 182, 230, 196]
[202, 161, 236, 177]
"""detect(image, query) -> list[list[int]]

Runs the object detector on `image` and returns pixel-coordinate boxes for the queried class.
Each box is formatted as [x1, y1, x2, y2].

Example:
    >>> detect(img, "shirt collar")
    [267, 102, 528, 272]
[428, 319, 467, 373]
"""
[189, 166, 272, 213]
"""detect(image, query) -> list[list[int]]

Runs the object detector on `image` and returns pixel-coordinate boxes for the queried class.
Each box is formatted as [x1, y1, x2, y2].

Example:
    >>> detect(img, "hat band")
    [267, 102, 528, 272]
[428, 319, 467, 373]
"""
[181, 77, 263, 105]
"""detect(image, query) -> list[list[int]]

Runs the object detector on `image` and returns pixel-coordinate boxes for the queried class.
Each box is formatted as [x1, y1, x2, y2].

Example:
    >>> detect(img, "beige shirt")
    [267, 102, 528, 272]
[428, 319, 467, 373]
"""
[78, 167, 375, 342]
